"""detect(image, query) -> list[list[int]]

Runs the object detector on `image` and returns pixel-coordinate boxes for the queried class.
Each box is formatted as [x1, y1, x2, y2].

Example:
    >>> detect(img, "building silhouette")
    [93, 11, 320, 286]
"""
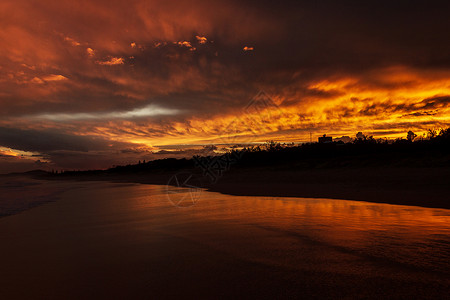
[318, 134, 332, 143]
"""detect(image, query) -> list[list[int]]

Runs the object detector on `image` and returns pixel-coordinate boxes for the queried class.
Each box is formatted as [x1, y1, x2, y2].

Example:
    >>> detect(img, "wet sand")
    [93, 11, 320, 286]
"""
[1, 182, 449, 299]
[0, 175, 79, 217]
[209, 166, 450, 209]
[40, 166, 450, 209]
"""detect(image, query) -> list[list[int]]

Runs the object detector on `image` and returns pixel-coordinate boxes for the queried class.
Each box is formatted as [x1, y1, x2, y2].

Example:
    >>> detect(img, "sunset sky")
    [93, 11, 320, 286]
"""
[1, 0, 449, 172]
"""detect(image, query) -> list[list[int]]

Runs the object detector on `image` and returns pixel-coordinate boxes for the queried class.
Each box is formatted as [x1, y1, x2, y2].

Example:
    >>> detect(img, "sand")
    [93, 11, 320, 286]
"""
[209, 166, 450, 209]
[40, 165, 450, 209]
[1, 181, 449, 299]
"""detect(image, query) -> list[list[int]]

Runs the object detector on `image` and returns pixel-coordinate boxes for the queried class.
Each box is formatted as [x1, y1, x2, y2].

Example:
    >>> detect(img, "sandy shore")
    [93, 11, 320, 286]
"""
[209, 166, 450, 209]
[1, 182, 449, 299]
[40, 166, 450, 209]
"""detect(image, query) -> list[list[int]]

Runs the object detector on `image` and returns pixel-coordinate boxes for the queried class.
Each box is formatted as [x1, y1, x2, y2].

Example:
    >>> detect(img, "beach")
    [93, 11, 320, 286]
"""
[2, 1, 450, 298]
[1, 181, 449, 299]
[209, 166, 450, 209]
[39, 165, 450, 209]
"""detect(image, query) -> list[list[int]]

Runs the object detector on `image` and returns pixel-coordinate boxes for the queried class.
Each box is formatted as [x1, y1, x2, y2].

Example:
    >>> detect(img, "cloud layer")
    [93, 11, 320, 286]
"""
[1, 0, 449, 172]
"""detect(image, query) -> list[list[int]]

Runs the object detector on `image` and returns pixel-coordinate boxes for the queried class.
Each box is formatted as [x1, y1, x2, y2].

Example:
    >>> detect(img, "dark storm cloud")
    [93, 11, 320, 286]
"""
[2, 0, 449, 119]
[420, 96, 450, 110]
[0, 127, 134, 153]
[0, 155, 49, 174]
[1, 0, 449, 172]
[355, 96, 450, 117]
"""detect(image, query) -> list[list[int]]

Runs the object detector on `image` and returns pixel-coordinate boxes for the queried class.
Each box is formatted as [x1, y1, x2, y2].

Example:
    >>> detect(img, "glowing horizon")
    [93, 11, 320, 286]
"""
[1, 0, 449, 172]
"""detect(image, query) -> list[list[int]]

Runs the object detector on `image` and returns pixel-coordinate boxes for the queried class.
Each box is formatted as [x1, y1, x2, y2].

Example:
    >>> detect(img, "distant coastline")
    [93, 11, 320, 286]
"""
[29, 130, 450, 209]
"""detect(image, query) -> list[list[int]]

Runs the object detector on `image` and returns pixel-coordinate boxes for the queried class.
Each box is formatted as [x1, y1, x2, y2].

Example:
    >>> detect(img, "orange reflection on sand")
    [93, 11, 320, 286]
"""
[131, 185, 450, 275]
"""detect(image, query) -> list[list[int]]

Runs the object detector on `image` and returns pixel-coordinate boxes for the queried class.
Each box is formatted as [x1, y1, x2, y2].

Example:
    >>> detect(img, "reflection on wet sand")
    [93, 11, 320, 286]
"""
[135, 187, 450, 275]
[0, 182, 449, 299]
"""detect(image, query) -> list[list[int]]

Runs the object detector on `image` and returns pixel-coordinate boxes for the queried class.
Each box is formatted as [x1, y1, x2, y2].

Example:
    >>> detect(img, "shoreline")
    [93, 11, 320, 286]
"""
[208, 166, 450, 209]
[34, 165, 450, 210]
[2, 179, 449, 299]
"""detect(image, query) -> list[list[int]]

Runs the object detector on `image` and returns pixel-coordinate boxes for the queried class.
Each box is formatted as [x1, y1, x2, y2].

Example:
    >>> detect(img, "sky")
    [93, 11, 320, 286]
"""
[1, 0, 450, 172]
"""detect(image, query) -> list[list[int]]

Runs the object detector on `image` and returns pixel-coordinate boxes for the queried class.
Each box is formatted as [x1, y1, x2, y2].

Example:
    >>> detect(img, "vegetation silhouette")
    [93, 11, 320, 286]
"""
[50, 127, 450, 178]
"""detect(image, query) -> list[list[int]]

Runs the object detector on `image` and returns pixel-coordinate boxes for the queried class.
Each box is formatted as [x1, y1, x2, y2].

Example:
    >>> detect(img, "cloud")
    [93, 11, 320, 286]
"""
[63, 36, 81, 46]
[96, 57, 125, 65]
[31, 77, 45, 84]
[0, 155, 49, 174]
[196, 36, 207, 44]
[31, 104, 181, 121]
[41, 74, 68, 82]
[176, 41, 192, 48]
[1, 0, 450, 172]
[0, 127, 135, 153]
[0, 127, 157, 171]
[86, 48, 95, 57]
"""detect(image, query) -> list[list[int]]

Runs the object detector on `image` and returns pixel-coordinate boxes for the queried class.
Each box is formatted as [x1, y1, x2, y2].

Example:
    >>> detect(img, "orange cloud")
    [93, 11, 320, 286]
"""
[64, 36, 81, 46]
[86, 48, 95, 57]
[63, 67, 450, 146]
[96, 57, 125, 65]
[0, 0, 449, 172]
[176, 41, 193, 48]
[196, 35, 207, 44]
[0, 148, 19, 157]
[31, 77, 45, 84]
[4, 66, 450, 149]
[41, 74, 68, 82]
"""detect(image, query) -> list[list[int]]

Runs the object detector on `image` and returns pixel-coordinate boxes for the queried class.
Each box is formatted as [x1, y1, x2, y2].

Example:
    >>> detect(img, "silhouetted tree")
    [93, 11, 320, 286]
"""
[407, 131, 417, 142]
[49, 127, 449, 177]
[356, 132, 366, 141]
[264, 141, 282, 151]
[427, 129, 437, 139]
[438, 128, 450, 139]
